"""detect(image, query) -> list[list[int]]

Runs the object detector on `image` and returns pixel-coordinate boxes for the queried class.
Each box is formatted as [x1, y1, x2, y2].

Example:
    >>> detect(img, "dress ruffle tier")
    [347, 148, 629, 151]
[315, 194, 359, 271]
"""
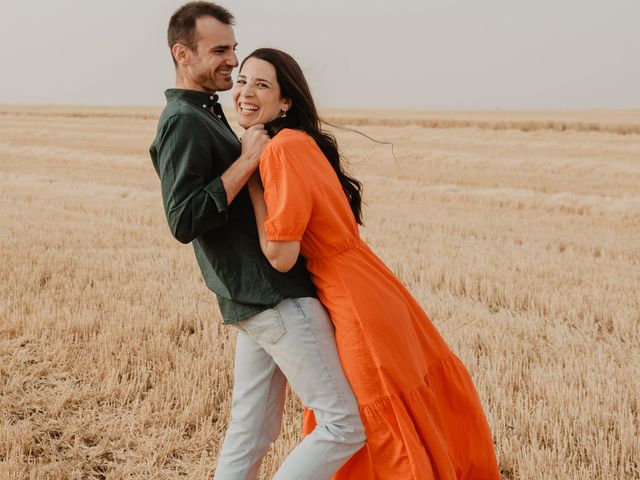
[259, 129, 500, 479]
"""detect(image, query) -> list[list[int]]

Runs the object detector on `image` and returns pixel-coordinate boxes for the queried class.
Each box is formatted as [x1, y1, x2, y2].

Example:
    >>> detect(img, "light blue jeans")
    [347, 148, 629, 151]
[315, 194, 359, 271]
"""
[214, 297, 366, 480]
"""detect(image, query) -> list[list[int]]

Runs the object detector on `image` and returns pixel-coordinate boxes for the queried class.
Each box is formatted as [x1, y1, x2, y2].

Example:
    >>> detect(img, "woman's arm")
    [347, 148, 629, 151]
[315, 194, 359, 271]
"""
[247, 172, 301, 273]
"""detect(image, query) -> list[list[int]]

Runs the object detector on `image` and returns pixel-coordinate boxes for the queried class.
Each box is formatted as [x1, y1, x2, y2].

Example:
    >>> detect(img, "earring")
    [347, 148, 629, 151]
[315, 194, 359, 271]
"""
[280, 110, 287, 118]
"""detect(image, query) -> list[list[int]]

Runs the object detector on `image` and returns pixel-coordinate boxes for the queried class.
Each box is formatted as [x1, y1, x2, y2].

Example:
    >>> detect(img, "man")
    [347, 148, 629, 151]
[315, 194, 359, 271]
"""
[149, 3, 365, 479]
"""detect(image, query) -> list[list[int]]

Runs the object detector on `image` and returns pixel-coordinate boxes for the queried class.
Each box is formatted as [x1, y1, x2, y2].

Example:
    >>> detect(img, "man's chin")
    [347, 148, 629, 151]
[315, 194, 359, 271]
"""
[214, 81, 234, 92]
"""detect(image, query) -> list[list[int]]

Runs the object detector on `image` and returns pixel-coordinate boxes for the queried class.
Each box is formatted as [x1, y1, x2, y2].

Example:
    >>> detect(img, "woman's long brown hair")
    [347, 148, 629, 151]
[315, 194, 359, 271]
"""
[240, 48, 364, 225]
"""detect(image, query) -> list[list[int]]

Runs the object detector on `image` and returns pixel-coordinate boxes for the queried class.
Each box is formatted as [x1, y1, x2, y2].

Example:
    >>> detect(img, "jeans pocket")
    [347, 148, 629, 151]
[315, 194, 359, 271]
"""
[240, 306, 287, 345]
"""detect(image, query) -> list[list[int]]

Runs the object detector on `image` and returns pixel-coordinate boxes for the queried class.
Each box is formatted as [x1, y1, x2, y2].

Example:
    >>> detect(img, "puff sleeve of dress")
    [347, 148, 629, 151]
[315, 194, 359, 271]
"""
[259, 141, 313, 242]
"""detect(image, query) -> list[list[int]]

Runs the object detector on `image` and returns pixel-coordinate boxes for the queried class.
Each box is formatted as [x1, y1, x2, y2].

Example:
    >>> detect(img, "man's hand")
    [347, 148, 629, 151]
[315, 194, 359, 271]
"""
[239, 124, 270, 168]
[220, 125, 270, 206]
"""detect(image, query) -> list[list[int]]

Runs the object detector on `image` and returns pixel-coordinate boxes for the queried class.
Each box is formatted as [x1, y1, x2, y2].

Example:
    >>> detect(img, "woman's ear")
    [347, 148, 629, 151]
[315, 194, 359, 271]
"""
[281, 98, 292, 113]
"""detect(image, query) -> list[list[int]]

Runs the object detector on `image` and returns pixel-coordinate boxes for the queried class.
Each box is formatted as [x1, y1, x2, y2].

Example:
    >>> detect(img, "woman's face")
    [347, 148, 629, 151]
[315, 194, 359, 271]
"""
[233, 57, 291, 128]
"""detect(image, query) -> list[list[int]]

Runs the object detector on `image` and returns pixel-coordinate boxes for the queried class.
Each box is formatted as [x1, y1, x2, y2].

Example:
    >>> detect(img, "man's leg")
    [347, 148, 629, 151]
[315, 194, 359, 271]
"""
[238, 297, 366, 480]
[214, 326, 287, 480]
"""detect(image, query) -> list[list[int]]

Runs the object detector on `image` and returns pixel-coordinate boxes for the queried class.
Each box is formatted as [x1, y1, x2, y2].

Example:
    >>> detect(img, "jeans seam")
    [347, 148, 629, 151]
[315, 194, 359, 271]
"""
[271, 306, 286, 343]
[293, 299, 350, 414]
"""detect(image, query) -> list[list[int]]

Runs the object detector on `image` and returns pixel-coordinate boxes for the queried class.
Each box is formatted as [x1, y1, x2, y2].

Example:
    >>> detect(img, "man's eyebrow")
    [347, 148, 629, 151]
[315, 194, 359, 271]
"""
[209, 42, 238, 51]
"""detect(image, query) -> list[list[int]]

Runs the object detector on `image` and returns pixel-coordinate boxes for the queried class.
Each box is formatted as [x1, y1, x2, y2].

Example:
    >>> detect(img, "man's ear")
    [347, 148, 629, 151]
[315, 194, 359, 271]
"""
[172, 43, 190, 66]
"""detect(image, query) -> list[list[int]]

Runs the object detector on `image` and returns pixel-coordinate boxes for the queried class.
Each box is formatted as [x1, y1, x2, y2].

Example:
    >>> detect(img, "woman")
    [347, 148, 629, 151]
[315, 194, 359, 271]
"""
[234, 48, 500, 479]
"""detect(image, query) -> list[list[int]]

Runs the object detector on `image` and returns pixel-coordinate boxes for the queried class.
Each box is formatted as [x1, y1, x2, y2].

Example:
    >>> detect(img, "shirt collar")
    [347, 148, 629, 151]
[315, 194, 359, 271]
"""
[165, 88, 219, 111]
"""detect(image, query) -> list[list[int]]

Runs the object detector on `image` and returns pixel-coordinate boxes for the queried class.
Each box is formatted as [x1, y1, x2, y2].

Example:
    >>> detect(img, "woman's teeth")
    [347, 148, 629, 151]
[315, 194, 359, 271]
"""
[239, 103, 258, 112]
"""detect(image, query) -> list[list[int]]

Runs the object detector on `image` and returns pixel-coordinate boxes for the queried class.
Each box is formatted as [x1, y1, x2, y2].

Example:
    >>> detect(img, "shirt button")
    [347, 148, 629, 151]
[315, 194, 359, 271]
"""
[217, 115, 222, 118]
[202, 104, 207, 108]
[210, 96, 214, 100]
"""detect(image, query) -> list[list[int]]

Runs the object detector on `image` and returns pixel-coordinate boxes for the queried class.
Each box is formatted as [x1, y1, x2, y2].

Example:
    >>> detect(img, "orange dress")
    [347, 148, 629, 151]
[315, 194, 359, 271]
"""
[260, 129, 500, 480]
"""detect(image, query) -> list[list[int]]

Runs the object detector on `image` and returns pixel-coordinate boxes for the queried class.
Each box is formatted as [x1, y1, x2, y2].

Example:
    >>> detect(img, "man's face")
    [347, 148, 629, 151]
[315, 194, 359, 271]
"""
[185, 16, 238, 93]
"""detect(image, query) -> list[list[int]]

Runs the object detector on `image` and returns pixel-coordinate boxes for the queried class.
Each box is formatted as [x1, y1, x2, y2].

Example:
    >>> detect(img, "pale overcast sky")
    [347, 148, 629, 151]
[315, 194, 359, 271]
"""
[0, 0, 638, 109]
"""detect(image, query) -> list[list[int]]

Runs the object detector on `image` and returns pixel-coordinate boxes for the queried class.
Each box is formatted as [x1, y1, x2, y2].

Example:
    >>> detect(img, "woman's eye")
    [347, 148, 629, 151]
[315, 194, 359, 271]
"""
[237, 79, 246, 84]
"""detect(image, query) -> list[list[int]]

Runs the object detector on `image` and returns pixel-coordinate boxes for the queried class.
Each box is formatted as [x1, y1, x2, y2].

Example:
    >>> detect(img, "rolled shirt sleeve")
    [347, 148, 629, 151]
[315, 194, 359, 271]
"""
[155, 113, 229, 244]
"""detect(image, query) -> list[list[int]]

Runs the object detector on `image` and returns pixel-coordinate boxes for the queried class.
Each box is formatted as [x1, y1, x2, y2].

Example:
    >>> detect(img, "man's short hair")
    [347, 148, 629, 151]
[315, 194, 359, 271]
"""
[168, 2, 235, 66]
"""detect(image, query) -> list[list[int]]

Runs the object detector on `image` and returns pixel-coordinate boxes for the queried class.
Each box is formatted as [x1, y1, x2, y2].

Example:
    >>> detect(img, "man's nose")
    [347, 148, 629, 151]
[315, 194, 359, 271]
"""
[228, 51, 239, 68]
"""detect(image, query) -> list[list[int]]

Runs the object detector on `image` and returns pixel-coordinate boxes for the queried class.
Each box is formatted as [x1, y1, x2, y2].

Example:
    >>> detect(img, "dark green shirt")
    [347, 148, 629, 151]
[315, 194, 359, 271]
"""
[150, 89, 315, 323]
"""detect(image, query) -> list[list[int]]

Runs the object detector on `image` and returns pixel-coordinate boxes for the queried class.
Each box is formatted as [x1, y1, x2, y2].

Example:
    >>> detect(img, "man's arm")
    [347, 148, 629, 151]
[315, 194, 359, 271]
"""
[220, 124, 270, 205]
[154, 114, 269, 244]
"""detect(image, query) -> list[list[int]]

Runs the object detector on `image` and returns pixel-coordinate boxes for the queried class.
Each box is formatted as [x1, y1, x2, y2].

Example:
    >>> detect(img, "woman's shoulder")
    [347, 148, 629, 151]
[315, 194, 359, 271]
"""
[261, 129, 317, 175]
[262, 129, 314, 164]
[269, 128, 314, 151]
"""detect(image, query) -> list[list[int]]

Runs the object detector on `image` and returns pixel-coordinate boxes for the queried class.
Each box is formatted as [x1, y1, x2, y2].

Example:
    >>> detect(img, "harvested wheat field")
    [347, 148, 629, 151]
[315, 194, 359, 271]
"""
[1, 105, 639, 479]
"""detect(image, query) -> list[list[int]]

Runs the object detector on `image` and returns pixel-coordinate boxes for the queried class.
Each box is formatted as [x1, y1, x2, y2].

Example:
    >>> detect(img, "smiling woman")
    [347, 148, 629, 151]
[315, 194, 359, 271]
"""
[234, 58, 292, 128]
[238, 47, 501, 479]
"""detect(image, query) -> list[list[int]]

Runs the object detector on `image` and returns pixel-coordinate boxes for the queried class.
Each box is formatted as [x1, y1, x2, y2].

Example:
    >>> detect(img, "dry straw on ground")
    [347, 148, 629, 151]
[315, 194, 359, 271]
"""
[0, 105, 639, 479]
